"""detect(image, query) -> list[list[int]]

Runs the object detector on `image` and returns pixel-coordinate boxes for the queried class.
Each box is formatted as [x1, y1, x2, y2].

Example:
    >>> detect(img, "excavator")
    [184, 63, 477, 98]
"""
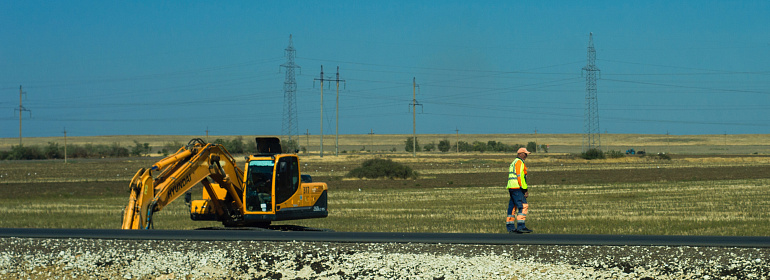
[121, 137, 328, 230]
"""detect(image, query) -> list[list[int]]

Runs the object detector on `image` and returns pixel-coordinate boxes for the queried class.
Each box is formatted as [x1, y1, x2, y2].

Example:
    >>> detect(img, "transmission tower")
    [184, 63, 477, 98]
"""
[280, 35, 300, 149]
[582, 32, 601, 152]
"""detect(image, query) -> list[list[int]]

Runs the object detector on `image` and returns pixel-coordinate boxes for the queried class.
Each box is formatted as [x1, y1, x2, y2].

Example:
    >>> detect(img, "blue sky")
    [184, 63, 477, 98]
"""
[1, 1, 769, 138]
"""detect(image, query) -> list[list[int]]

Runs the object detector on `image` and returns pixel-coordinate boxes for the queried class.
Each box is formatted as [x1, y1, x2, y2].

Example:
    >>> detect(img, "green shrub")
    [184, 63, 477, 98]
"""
[423, 142, 435, 152]
[346, 158, 417, 179]
[580, 148, 605, 160]
[1, 142, 134, 160]
[44, 142, 63, 159]
[108, 143, 130, 157]
[657, 153, 672, 160]
[455, 141, 471, 152]
[527, 142, 537, 153]
[404, 137, 421, 152]
[438, 139, 451, 152]
[606, 150, 625, 158]
[3, 145, 45, 160]
[131, 141, 151, 156]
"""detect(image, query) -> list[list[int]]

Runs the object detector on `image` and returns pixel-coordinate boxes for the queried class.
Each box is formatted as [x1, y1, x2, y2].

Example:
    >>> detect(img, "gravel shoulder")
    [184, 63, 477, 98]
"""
[1, 237, 768, 279]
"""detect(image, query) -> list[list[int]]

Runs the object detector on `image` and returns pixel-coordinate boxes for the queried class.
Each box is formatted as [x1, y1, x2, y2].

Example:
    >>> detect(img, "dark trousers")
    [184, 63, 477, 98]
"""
[506, 188, 528, 231]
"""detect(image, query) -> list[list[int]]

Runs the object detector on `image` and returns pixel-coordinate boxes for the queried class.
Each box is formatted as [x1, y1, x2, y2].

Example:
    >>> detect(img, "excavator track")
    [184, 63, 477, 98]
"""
[196, 225, 334, 232]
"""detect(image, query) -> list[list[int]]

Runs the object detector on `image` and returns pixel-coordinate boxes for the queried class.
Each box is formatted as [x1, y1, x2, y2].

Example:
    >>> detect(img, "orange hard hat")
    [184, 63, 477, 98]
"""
[517, 147, 531, 154]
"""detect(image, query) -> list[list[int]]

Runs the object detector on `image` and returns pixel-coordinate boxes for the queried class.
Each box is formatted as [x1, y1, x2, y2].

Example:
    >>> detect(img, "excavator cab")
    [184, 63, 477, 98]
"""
[188, 137, 327, 227]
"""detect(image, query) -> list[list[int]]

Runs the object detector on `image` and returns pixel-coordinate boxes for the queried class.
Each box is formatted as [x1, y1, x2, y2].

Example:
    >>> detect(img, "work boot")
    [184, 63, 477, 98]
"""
[518, 227, 533, 233]
[509, 229, 522, 234]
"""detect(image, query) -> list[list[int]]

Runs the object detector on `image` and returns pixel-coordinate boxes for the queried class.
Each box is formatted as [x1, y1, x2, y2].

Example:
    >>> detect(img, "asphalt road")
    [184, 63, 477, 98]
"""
[1, 228, 769, 247]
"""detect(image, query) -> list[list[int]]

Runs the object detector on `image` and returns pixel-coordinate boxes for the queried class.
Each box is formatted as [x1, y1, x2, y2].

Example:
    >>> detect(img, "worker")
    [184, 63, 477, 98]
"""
[506, 147, 533, 233]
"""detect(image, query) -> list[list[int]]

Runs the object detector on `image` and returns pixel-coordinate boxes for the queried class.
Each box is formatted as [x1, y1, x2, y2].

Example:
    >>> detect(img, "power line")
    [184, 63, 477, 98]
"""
[603, 78, 769, 95]
[597, 58, 770, 75]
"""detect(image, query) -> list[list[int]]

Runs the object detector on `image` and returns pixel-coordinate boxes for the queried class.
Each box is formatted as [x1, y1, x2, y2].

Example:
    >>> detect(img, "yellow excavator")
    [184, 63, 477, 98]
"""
[121, 137, 328, 229]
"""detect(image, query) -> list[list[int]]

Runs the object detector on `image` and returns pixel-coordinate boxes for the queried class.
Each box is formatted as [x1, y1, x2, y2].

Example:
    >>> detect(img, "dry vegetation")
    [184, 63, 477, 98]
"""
[1, 134, 769, 235]
[3, 133, 770, 155]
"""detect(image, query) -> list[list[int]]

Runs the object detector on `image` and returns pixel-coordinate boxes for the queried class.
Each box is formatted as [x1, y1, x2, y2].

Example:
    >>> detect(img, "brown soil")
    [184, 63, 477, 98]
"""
[319, 165, 770, 191]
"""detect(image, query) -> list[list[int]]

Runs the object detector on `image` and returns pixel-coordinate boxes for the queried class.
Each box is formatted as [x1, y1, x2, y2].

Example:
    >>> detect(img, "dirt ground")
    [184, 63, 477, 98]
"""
[3, 153, 770, 194]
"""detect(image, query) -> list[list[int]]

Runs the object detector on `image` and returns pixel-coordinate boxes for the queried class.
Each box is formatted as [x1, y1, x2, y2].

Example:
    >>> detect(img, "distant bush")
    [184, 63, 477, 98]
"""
[213, 137, 248, 154]
[527, 142, 537, 153]
[450, 140, 524, 153]
[405, 137, 421, 152]
[606, 150, 625, 158]
[423, 142, 435, 152]
[1, 141, 136, 160]
[657, 153, 672, 160]
[346, 158, 417, 179]
[44, 142, 63, 159]
[1, 145, 45, 160]
[580, 148, 605, 160]
[131, 141, 151, 157]
[103, 143, 130, 157]
[455, 141, 471, 152]
[438, 139, 451, 152]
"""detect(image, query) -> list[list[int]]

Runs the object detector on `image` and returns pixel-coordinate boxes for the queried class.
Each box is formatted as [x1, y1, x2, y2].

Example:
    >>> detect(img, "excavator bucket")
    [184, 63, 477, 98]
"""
[122, 168, 155, 229]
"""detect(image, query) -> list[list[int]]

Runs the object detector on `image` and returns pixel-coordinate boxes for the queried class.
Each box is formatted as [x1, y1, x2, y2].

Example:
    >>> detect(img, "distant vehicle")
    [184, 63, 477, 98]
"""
[625, 149, 635, 155]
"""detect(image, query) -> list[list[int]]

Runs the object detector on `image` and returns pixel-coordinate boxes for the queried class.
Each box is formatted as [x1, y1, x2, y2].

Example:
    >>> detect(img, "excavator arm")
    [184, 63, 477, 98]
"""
[121, 138, 244, 229]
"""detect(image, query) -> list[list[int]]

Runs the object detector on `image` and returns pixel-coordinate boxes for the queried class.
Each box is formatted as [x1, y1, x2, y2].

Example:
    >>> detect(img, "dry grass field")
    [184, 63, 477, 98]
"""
[1, 134, 769, 235]
[3, 133, 770, 155]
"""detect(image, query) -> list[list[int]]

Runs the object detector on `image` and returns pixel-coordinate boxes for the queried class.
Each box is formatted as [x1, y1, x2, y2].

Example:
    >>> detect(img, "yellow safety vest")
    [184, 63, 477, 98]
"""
[506, 157, 528, 190]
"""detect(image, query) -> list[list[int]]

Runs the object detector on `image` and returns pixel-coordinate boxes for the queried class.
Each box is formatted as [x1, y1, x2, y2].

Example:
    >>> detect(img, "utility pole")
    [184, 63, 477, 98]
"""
[63, 128, 68, 164]
[534, 128, 538, 152]
[314, 66, 330, 158]
[334, 66, 346, 156]
[305, 129, 310, 155]
[455, 127, 459, 153]
[582, 32, 601, 152]
[280, 35, 301, 149]
[368, 129, 374, 153]
[15, 85, 31, 146]
[410, 77, 422, 158]
[205, 127, 209, 142]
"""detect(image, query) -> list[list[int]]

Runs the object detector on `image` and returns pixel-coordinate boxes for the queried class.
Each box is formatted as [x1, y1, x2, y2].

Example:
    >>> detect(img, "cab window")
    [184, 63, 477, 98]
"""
[245, 160, 273, 212]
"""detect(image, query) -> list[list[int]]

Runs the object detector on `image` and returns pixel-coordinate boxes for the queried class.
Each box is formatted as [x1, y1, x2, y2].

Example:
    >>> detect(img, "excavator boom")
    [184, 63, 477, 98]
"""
[121, 138, 243, 229]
